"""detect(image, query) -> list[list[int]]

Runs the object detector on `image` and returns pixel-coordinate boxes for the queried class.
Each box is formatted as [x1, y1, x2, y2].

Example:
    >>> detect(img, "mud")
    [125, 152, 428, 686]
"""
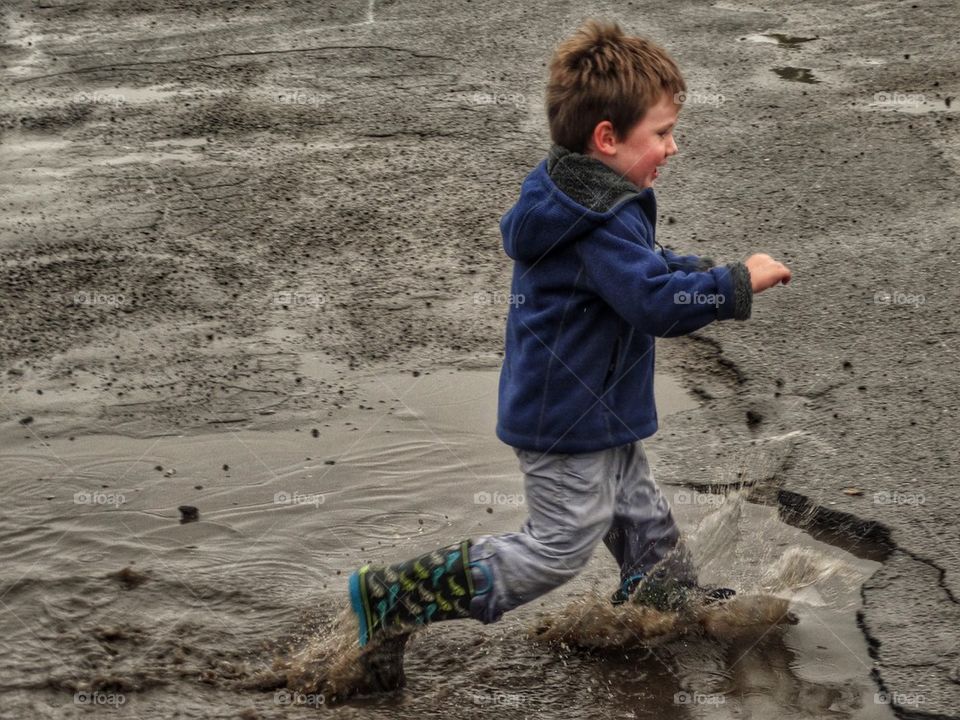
[2, 0, 959, 717]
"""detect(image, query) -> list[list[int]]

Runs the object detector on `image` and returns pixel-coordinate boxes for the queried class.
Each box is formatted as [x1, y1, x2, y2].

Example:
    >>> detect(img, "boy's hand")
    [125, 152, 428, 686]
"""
[744, 253, 792, 293]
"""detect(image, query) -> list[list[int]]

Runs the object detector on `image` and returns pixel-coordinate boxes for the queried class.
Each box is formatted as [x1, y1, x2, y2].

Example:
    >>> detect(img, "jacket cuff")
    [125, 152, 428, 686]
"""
[727, 262, 753, 320]
[695, 256, 716, 271]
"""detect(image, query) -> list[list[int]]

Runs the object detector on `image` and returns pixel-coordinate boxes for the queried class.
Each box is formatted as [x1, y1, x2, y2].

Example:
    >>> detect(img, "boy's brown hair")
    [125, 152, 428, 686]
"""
[546, 20, 686, 154]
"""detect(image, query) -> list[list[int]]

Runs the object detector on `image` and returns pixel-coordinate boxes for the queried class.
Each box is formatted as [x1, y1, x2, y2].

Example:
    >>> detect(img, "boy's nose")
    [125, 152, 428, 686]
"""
[667, 136, 679, 156]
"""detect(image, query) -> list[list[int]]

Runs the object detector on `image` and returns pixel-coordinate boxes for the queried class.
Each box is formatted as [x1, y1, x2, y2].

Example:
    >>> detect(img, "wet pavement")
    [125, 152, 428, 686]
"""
[2, 0, 959, 717]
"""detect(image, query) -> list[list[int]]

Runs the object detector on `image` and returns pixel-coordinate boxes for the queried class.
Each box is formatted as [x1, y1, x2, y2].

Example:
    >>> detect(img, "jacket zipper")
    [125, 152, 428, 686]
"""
[602, 334, 622, 393]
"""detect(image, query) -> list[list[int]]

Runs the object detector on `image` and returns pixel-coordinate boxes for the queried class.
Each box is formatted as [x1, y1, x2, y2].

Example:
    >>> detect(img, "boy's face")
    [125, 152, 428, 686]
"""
[586, 92, 680, 190]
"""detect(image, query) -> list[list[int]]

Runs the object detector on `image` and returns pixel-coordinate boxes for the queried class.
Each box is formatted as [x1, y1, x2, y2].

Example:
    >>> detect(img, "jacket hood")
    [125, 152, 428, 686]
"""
[500, 145, 651, 262]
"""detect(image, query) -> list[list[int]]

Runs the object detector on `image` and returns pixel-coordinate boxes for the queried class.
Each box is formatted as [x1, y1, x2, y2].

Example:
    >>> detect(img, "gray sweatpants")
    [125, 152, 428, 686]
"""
[468, 441, 682, 624]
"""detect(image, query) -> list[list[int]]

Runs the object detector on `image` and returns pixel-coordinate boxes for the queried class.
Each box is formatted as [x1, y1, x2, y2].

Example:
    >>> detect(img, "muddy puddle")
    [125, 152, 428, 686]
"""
[742, 33, 818, 47]
[0, 367, 893, 718]
[771, 66, 822, 84]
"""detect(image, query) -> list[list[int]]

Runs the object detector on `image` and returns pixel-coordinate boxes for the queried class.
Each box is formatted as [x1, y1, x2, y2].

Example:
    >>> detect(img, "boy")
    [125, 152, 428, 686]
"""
[346, 19, 791, 672]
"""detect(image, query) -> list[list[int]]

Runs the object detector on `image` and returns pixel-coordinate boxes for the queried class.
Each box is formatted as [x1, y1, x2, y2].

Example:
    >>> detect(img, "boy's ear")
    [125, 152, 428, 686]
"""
[589, 120, 619, 157]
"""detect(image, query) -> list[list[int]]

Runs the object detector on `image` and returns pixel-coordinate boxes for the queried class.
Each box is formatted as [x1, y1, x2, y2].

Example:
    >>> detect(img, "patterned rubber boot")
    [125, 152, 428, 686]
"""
[612, 544, 735, 611]
[630, 572, 736, 612]
[349, 540, 483, 647]
[611, 573, 735, 610]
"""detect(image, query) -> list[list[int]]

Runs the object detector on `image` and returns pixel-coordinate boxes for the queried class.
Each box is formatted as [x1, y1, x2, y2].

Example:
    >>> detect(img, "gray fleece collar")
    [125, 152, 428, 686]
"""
[546, 144, 642, 212]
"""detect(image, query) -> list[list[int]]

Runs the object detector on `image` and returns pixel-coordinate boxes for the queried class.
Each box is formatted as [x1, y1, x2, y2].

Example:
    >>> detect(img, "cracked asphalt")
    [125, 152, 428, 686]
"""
[1, 0, 958, 716]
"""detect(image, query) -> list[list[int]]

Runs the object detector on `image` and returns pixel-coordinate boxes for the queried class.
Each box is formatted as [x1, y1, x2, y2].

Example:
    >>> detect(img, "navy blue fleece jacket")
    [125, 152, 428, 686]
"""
[495, 145, 753, 453]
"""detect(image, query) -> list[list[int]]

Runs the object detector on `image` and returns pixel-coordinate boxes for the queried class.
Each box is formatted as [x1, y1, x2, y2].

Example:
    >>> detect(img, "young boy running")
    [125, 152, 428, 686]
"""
[347, 18, 791, 671]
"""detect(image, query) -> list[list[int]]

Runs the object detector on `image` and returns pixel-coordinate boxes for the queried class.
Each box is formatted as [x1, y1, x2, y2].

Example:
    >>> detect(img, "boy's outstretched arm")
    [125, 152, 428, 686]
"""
[577, 230, 791, 337]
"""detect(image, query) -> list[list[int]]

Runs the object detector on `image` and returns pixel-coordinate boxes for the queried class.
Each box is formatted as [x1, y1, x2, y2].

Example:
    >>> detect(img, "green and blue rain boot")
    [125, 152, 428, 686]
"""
[349, 540, 485, 646]
[347, 540, 489, 692]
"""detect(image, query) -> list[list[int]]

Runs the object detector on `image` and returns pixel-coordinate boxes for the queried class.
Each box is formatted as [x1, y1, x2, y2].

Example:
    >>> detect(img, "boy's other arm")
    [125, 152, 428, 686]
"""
[660, 246, 715, 273]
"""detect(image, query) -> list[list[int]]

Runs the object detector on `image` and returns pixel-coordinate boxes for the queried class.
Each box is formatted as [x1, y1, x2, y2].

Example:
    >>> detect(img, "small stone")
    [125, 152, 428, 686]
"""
[178, 505, 199, 523]
[842, 487, 864, 496]
[222, 464, 229, 471]
[311, 428, 319, 438]
[111, 565, 148, 589]
[948, 664, 960, 684]
[18, 416, 33, 426]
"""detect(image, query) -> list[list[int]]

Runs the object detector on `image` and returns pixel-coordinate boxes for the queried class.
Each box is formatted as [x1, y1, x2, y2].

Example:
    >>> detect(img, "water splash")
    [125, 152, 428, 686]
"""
[248, 609, 418, 702]
[529, 491, 863, 652]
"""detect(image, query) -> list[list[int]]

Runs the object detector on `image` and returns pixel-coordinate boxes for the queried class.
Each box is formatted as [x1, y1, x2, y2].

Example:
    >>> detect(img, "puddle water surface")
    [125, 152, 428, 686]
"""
[0, 368, 892, 718]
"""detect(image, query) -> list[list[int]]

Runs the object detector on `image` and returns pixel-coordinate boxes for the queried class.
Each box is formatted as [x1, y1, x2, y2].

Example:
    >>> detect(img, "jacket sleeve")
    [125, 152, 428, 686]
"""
[576, 227, 753, 337]
[660, 246, 716, 273]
